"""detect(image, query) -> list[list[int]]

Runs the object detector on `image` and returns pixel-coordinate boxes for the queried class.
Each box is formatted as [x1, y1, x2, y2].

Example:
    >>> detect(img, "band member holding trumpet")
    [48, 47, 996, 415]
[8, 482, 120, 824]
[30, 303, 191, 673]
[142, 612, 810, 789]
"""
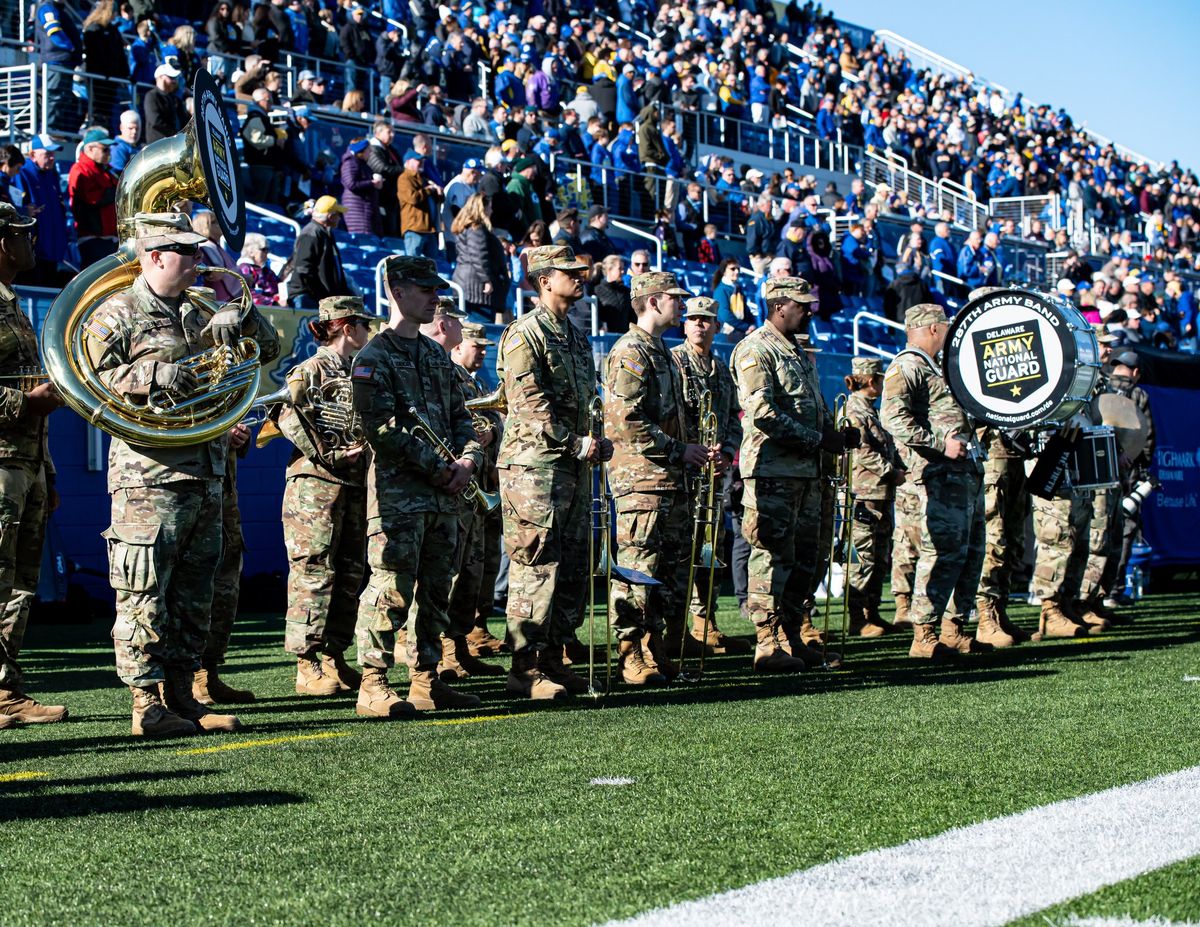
[496, 245, 607, 700]
[670, 295, 749, 657]
[277, 296, 372, 697]
[606, 271, 714, 685]
[731, 277, 857, 673]
[86, 212, 280, 736]
[351, 256, 484, 716]
[0, 204, 68, 729]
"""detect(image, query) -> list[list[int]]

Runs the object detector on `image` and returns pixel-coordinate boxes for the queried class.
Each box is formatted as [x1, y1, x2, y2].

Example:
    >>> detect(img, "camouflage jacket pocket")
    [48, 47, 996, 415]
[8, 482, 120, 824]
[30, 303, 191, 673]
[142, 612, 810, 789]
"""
[103, 523, 162, 594]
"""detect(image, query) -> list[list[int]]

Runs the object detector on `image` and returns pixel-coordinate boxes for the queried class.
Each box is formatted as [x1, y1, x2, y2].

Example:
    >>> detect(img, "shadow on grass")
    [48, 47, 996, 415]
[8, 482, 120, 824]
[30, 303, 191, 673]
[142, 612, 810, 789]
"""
[0, 787, 304, 822]
[0, 767, 221, 792]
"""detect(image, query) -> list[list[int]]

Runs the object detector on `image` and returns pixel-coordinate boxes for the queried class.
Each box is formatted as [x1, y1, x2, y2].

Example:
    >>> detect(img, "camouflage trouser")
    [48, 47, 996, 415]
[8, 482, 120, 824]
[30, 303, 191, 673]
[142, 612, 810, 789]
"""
[283, 476, 367, 657]
[911, 469, 985, 626]
[445, 504, 484, 636]
[500, 463, 589, 653]
[811, 475, 835, 603]
[742, 476, 821, 627]
[976, 456, 1027, 604]
[1081, 489, 1121, 601]
[610, 489, 691, 640]
[0, 463, 48, 688]
[475, 507, 502, 624]
[890, 481, 921, 596]
[849, 497, 893, 607]
[1031, 492, 1090, 603]
[202, 466, 243, 666]
[356, 512, 458, 671]
[106, 480, 223, 687]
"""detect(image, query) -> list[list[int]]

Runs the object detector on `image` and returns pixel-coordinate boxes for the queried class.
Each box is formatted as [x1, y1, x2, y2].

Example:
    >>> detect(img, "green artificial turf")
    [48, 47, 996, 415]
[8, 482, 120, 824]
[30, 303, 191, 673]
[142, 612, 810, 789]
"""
[1, 591, 1198, 926]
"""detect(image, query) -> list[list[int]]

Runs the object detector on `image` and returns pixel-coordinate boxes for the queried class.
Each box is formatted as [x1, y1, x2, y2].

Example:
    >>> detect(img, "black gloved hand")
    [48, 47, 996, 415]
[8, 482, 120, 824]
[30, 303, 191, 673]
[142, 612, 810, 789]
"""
[841, 424, 861, 449]
[818, 422, 845, 454]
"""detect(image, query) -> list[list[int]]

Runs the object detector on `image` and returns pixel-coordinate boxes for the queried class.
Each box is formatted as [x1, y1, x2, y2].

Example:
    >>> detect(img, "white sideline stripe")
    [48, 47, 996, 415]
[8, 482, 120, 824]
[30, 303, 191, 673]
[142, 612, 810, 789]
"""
[1067, 918, 1200, 927]
[603, 766, 1200, 927]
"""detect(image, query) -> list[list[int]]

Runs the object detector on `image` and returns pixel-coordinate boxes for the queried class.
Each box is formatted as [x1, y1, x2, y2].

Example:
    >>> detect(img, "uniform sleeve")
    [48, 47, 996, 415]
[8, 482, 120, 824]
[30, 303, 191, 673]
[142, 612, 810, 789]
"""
[0, 387, 27, 425]
[846, 403, 894, 481]
[718, 366, 742, 459]
[352, 355, 447, 477]
[240, 302, 281, 363]
[731, 345, 821, 451]
[84, 304, 159, 403]
[444, 362, 484, 472]
[501, 328, 585, 459]
[606, 343, 684, 463]
[880, 362, 945, 455]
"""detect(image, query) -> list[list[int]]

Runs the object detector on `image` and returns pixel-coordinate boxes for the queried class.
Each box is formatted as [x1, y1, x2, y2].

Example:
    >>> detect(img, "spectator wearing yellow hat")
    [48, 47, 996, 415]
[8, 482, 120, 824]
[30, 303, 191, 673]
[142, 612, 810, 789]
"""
[288, 195, 354, 309]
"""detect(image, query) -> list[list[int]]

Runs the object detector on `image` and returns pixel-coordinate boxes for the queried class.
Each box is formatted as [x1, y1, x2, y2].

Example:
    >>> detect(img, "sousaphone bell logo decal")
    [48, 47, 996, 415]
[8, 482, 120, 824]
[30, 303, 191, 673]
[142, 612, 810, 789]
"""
[971, 320, 1048, 401]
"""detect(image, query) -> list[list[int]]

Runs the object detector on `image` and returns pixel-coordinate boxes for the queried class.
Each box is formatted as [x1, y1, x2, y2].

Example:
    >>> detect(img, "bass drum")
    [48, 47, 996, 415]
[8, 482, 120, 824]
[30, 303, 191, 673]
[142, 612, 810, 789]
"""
[945, 288, 1099, 429]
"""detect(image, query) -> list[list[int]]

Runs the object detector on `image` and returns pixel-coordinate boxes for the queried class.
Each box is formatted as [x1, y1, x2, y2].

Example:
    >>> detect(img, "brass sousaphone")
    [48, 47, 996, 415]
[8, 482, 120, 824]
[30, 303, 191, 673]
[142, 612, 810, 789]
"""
[42, 69, 258, 446]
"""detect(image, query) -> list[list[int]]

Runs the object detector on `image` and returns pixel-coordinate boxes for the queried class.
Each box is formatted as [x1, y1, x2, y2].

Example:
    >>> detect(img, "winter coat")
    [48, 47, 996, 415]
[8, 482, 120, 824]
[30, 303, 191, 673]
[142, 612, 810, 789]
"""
[452, 225, 510, 314]
[339, 151, 380, 236]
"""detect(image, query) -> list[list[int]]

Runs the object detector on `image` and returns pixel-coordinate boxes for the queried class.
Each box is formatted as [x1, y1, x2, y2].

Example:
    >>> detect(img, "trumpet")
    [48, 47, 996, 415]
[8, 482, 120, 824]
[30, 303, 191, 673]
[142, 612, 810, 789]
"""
[0, 367, 50, 391]
[821, 394, 855, 666]
[464, 383, 506, 434]
[406, 405, 499, 513]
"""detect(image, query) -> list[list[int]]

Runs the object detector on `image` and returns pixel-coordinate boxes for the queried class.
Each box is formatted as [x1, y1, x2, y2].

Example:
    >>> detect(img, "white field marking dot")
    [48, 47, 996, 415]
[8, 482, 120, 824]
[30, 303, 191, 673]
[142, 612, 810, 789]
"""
[590, 777, 636, 786]
[1183, 676, 1200, 683]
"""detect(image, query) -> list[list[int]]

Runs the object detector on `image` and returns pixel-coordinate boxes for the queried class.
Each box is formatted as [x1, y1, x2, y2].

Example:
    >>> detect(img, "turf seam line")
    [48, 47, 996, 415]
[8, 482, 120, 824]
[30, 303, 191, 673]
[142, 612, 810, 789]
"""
[176, 732, 350, 755]
[414, 712, 534, 727]
[0, 771, 49, 783]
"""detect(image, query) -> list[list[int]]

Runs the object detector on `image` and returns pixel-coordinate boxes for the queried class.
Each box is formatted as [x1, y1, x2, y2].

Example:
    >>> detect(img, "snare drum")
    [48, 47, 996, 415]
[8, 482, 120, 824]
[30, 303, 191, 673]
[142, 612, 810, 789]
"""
[945, 288, 1100, 429]
[1070, 425, 1120, 490]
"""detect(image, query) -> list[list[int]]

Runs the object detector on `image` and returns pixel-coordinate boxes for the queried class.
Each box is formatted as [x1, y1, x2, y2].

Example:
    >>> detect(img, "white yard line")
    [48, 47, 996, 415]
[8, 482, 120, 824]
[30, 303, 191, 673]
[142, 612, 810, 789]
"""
[603, 766, 1200, 927]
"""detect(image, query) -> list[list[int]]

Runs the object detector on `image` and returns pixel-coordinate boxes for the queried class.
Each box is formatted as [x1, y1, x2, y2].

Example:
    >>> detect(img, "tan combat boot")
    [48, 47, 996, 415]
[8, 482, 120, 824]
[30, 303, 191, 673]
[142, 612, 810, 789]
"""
[940, 617, 989, 654]
[131, 685, 196, 737]
[847, 596, 885, 638]
[466, 622, 509, 655]
[321, 652, 362, 691]
[537, 649, 589, 694]
[665, 620, 705, 660]
[296, 656, 340, 696]
[1070, 600, 1110, 635]
[0, 713, 15, 729]
[909, 622, 955, 660]
[893, 592, 913, 629]
[562, 638, 590, 666]
[643, 630, 680, 682]
[1032, 600, 1087, 640]
[356, 668, 416, 719]
[162, 669, 242, 733]
[996, 600, 1032, 643]
[450, 635, 505, 677]
[1087, 598, 1127, 625]
[692, 613, 752, 654]
[867, 604, 896, 633]
[617, 637, 666, 686]
[506, 651, 567, 700]
[408, 668, 482, 711]
[752, 623, 807, 673]
[974, 598, 1016, 648]
[193, 666, 256, 705]
[798, 609, 826, 645]
[0, 686, 68, 724]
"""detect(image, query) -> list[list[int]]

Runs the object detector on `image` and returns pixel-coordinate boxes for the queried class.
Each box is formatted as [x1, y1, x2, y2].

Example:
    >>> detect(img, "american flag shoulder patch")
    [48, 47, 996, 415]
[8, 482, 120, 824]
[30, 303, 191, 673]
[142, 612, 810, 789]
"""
[621, 356, 645, 377]
[85, 318, 113, 341]
[507, 332, 525, 350]
[352, 365, 375, 380]
[739, 354, 758, 370]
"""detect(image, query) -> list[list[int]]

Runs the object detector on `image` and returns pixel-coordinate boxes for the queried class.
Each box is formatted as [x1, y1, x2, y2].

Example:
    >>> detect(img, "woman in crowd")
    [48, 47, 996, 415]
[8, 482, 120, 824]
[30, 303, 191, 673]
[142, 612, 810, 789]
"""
[339, 138, 381, 236]
[237, 232, 281, 305]
[517, 220, 549, 293]
[451, 194, 511, 324]
[593, 253, 632, 333]
[82, 0, 127, 131]
[711, 258, 753, 341]
[205, 1, 245, 79]
[165, 25, 201, 90]
[193, 210, 242, 304]
[805, 229, 842, 321]
[387, 80, 423, 124]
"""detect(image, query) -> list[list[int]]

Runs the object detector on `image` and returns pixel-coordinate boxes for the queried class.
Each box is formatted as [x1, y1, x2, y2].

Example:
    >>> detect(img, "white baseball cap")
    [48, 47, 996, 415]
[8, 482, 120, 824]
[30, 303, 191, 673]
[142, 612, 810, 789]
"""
[155, 63, 182, 80]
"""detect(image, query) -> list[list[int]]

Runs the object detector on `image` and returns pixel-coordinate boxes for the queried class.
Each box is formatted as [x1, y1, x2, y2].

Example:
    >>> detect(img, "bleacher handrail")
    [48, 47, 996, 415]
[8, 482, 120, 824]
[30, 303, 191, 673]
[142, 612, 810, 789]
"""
[610, 219, 662, 271]
[873, 29, 1012, 98]
[852, 309, 904, 360]
[246, 201, 301, 239]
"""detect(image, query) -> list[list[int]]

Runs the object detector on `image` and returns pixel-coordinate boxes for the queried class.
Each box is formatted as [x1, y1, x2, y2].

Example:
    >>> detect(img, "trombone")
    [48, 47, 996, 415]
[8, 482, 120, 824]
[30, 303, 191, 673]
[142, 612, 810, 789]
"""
[678, 389, 724, 679]
[406, 405, 500, 514]
[821, 394, 855, 666]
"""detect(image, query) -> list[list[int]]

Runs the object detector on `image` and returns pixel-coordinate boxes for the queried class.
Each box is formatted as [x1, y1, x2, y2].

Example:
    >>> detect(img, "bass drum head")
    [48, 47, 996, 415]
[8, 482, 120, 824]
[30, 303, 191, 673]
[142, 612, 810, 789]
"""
[945, 288, 1098, 429]
[193, 68, 246, 253]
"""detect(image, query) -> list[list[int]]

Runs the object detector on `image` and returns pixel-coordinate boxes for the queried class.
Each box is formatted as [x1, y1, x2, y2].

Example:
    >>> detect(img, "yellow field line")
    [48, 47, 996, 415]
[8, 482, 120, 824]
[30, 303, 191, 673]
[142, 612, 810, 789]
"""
[177, 731, 349, 755]
[0, 771, 49, 783]
[415, 712, 534, 727]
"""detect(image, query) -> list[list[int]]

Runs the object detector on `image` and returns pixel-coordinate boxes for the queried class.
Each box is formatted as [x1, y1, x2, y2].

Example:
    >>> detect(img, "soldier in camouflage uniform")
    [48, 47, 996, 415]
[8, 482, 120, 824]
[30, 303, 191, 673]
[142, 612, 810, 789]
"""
[416, 302, 505, 681]
[496, 245, 611, 700]
[670, 296, 749, 656]
[606, 272, 713, 685]
[1106, 349, 1155, 614]
[842, 356, 900, 638]
[730, 277, 858, 673]
[86, 213, 280, 736]
[880, 304, 985, 659]
[277, 296, 371, 696]
[351, 256, 484, 716]
[889, 481, 920, 628]
[973, 426, 1031, 648]
[0, 204, 68, 729]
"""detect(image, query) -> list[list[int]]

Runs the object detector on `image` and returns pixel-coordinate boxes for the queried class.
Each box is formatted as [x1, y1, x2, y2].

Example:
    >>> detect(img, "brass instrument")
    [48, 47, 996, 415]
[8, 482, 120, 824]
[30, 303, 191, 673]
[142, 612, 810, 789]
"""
[40, 72, 263, 447]
[678, 389, 724, 679]
[240, 384, 292, 428]
[406, 405, 500, 513]
[821, 394, 855, 666]
[306, 378, 364, 450]
[587, 395, 613, 698]
[0, 368, 49, 391]
[464, 383, 506, 434]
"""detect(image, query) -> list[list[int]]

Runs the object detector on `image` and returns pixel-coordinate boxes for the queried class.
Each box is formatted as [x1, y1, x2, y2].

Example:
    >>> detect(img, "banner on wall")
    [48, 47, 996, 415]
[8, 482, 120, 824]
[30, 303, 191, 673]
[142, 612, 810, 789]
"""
[1140, 385, 1200, 567]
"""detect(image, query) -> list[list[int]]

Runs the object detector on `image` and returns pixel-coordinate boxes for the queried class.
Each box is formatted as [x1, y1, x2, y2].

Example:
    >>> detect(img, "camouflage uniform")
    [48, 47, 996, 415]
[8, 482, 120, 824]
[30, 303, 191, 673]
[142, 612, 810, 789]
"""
[1030, 490, 1090, 605]
[1109, 366, 1156, 594]
[203, 449, 244, 665]
[87, 231, 280, 687]
[880, 307, 984, 630]
[1081, 486, 1120, 602]
[605, 272, 693, 642]
[730, 284, 827, 640]
[278, 342, 368, 658]
[0, 275, 55, 690]
[975, 429, 1028, 607]
[496, 248, 596, 655]
[890, 481, 920, 597]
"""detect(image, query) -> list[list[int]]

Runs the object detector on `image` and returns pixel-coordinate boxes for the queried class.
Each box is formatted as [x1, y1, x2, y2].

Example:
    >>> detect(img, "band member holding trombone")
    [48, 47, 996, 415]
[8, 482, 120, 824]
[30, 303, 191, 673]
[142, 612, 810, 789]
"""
[671, 295, 749, 656]
[496, 245, 606, 700]
[730, 277, 856, 673]
[606, 271, 715, 685]
[87, 212, 279, 736]
[351, 256, 483, 716]
[0, 204, 68, 729]
[277, 296, 371, 697]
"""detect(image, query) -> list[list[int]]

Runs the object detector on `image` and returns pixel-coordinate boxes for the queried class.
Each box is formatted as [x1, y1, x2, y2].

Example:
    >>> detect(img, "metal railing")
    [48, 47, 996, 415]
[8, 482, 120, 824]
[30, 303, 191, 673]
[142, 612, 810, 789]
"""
[852, 310, 904, 360]
[862, 150, 989, 231]
[611, 219, 662, 270]
[989, 195, 1063, 235]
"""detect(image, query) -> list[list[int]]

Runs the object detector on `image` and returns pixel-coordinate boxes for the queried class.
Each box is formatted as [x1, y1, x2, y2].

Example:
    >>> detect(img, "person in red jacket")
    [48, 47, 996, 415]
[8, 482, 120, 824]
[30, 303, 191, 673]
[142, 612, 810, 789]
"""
[67, 128, 118, 268]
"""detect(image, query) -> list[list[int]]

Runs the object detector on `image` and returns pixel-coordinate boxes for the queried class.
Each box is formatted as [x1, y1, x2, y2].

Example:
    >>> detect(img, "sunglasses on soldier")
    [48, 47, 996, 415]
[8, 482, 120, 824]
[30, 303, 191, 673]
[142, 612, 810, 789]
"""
[154, 242, 201, 256]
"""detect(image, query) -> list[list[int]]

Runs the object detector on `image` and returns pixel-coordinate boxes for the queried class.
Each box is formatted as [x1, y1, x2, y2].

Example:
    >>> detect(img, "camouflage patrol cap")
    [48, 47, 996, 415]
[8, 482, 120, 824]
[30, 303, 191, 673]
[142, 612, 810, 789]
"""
[1092, 323, 1117, 344]
[762, 276, 818, 303]
[461, 322, 494, 345]
[133, 212, 207, 248]
[435, 295, 468, 320]
[905, 303, 948, 329]
[318, 295, 368, 322]
[851, 356, 883, 376]
[0, 202, 35, 231]
[684, 296, 718, 319]
[524, 244, 588, 277]
[968, 286, 1004, 301]
[630, 270, 690, 301]
[383, 254, 451, 289]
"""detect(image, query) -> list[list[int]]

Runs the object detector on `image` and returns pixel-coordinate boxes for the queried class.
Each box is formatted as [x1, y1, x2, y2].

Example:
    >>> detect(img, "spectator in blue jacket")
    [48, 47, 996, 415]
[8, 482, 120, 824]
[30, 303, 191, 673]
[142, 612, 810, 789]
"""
[748, 64, 771, 124]
[816, 95, 838, 140]
[588, 127, 613, 205]
[616, 63, 640, 125]
[35, 0, 82, 131]
[494, 61, 528, 110]
[108, 111, 143, 174]
[840, 224, 870, 297]
[981, 231, 1003, 285]
[12, 135, 68, 286]
[1166, 277, 1197, 352]
[711, 259, 753, 341]
[129, 17, 163, 86]
[612, 122, 640, 216]
[928, 221, 955, 288]
[957, 229, 987, 290]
